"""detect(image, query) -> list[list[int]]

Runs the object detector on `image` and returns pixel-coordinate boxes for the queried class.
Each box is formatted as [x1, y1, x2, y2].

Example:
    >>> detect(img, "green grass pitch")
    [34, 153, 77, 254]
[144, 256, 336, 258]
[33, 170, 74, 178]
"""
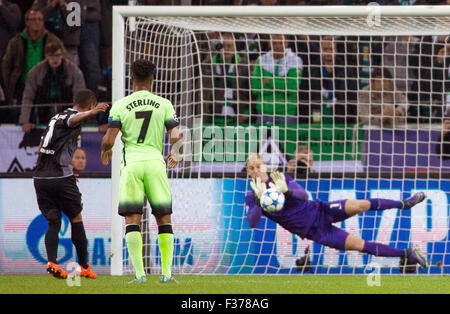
[0, 275, 449, 294]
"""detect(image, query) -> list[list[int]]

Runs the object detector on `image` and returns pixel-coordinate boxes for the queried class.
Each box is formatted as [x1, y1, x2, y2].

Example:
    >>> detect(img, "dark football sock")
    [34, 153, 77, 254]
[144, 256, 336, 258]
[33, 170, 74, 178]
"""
[45, 220, 61, 264]
[362, 241, 405, 258]
[369, 199, 403, 211]
[71, 221, 88, 269]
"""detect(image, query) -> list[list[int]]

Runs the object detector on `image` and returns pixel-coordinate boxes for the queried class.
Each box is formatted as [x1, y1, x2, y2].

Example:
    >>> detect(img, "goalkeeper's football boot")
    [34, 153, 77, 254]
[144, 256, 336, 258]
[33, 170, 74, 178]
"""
[46, 262, 69, 279]
[159, 275, 178, 284]
[128, 276, 147, 284]
[401, 192, 426, 209]
[78, 264, 97, 279]
[406, 248, 428, 269]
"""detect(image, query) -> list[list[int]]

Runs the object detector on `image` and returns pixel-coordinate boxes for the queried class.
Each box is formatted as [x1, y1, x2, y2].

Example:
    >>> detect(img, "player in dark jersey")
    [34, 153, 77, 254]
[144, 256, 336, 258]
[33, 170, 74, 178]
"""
[33, 89, 109, 279]
[245, 153, 429, 270]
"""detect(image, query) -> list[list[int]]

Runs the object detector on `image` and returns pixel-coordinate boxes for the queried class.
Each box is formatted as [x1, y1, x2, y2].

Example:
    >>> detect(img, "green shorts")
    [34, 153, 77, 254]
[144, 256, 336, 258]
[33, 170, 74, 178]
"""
[118, 159, 172, 217]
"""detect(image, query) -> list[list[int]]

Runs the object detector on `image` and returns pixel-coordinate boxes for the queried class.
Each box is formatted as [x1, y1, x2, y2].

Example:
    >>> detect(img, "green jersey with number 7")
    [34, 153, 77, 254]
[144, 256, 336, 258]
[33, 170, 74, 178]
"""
[108, 90, 179, 164]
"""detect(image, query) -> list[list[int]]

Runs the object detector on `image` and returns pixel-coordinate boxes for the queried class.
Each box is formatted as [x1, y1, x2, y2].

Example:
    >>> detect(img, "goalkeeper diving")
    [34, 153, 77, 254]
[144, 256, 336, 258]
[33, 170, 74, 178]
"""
[245, 153, 428, 269]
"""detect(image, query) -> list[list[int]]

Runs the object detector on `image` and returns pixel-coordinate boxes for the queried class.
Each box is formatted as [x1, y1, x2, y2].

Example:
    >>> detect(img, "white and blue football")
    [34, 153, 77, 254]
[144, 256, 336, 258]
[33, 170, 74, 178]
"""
[260, 188, 285, 212]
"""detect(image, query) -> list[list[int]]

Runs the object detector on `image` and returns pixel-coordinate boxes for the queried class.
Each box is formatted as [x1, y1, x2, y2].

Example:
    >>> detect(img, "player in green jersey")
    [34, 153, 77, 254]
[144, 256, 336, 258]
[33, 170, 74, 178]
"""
[101, 59, 182, 283]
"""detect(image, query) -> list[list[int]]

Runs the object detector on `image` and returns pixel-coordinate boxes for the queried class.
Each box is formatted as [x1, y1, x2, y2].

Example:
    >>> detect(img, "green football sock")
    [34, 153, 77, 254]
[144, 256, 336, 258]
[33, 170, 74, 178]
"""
[158, 229, 174, 278]
[125, 225, 146, 279]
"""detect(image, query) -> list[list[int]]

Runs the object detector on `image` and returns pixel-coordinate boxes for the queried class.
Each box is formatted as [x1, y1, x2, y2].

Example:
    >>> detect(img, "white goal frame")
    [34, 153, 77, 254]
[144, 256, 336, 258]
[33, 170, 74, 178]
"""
[110, 5, 450, 276]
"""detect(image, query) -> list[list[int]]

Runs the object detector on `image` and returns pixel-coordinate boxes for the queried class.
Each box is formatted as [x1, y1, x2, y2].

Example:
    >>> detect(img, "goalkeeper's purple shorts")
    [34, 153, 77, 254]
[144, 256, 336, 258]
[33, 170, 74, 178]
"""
[306, 200, 350, 251]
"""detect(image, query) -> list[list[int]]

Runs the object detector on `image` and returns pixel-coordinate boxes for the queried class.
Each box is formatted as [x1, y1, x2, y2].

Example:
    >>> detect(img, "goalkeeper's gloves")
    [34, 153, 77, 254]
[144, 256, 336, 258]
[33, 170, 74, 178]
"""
[269, 171, 288, 194]
[250, 177, 266, 200]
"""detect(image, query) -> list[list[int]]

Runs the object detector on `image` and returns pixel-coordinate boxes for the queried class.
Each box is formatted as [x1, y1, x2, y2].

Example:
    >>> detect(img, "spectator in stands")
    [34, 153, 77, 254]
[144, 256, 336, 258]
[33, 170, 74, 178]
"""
[91, 0, 112, 134]
[99, 0, 112, 99]
[2, 8, 63, 124]
[72, 147, 87, 172]
[358, 67, 407, 129]
[78, 0, 102, 94]
[202, 32, 251, 124]
[411, 35, 450, 122]
[0, 0, 21, 66]
[287, 144, 314, 176]
[235, 32, 265, 70]
[295, 34, 320, 67]
[382, 36, 419, 96]
[0, 1, 21, 123]
[308, 35, 358, 124]
[294, 35, 323, 122]
[200, 32, 223, 61]
[436, 110, 450, 160]
[19, 40, 85, 133]
[251, 34, 304, 125]
[357, 36, 383, 90]
[33, 0, 82, 65]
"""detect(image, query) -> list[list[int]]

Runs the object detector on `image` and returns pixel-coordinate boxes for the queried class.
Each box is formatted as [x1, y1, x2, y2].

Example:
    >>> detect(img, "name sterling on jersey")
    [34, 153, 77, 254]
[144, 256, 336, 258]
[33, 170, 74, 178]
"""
[126, 99, 160, 111]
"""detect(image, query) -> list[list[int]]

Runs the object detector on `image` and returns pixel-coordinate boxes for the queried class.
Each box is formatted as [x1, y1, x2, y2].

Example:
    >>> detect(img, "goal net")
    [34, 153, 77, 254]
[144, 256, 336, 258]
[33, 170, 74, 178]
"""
[111, 5, 450, 276]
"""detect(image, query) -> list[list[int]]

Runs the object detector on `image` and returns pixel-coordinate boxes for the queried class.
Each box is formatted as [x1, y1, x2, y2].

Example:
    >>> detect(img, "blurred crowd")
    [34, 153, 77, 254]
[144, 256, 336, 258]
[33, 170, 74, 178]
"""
[195, 30, 450, 166]
[0, 0, 115, 132]
[0, 0, 449, 143]
[199, 32, 450, 125]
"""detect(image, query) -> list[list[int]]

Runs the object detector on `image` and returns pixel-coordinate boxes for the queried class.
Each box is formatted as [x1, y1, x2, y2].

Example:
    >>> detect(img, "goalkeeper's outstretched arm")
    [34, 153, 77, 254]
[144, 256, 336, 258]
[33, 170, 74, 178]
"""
[284, 173, 309, 201]
[269, 171, 309, 201]
[246, 192, 263, 228]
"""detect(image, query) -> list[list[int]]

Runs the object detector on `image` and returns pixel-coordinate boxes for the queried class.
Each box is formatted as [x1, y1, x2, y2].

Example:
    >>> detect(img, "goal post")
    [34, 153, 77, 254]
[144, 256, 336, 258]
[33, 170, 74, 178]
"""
[110, 7, 125, 276]
[111, 5, 450, 276]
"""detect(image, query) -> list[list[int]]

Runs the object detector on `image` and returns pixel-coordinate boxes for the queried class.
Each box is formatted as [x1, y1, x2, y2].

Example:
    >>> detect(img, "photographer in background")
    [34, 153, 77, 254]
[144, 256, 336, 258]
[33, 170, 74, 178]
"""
[287, 145, 314, 177]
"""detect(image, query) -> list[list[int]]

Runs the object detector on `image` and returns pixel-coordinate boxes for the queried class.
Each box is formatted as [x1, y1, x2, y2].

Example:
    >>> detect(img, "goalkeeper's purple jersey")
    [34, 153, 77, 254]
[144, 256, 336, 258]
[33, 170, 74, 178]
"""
[246, 173, 320, 239]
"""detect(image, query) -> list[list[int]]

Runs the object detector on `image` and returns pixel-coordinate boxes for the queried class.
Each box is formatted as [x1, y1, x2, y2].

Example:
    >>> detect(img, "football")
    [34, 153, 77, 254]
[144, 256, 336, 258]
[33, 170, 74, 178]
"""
[260, 188, 285, 212]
